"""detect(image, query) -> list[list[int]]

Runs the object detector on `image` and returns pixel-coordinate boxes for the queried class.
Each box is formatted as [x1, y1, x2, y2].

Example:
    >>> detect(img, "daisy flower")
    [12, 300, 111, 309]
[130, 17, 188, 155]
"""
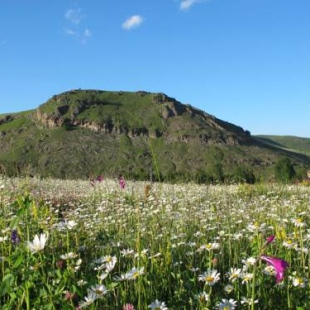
[121, 248, 135, 257]
[198, 242, 220, 252]
[198, 269, 220, 286]
[241, 297, 259, 306]
[89, 284, 108, 297]
[0, 236, 8, 242]
[27, 233, 48, 254]
[217, 298, 237, 310]
[65, 220, 77, 230]
[196, 291, 210, 303]
[60, 252, 77, 260]
[79, 291, 97, 308]
[292, 218, 306, 228]
[105, 259, 117, 273]
[125, 267, 144, 280]
[224, 284, 234, 294]
[283, 239, 296, 249]
[290, 276, 307, 288]
[242, 257, 256, 268]
[148, 299, 168, 310]
[226, 267, 242, 282]
[241, 272, 253, 284]
[262, 265, 276, 276]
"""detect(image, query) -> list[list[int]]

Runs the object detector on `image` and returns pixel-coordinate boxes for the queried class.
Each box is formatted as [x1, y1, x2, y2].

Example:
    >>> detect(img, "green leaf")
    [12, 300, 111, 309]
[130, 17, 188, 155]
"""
[0, 273, 15, 297]
[12, 255, 23, 269]
[9, 216, 20, 229]
[107, 282, 119, 289]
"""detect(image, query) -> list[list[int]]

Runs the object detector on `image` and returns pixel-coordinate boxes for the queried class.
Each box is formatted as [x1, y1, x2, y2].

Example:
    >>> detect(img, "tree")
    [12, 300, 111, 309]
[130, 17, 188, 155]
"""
[274, 157, 296, 183]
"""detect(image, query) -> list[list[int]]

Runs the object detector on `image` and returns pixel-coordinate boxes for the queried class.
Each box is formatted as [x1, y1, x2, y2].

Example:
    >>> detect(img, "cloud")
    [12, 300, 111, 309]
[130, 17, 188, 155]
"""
[64, 7, 91, 44]
[83, 29, 92, 38]
[122, 15, 144, 30]
[65, 28, 76, 36]
[180, 0, 201, 10]
[65, 28, 92, 44]
[65, 8, 84, 25]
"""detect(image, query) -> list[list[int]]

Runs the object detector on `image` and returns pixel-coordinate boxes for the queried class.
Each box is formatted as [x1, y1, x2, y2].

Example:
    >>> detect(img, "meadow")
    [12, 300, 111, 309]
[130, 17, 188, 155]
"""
[0, 176, 309, 309]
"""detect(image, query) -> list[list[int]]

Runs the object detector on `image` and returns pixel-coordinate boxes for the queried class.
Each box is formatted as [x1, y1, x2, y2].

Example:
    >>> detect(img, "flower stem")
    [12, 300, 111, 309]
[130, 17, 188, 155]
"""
[251, 263, 257, 310]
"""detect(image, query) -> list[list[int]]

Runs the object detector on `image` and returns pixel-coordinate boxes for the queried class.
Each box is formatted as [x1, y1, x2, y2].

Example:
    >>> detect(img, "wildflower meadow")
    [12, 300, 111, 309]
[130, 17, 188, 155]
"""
[0, 176, 310, 309]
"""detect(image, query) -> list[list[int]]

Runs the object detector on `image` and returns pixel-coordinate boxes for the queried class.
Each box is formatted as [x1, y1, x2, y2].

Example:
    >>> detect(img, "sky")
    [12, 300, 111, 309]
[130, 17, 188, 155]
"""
[1, 0, 309, 137]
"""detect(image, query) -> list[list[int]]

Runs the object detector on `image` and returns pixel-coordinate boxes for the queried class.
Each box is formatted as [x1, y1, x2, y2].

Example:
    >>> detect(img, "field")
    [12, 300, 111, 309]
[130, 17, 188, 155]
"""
[0, 177, 310, 309]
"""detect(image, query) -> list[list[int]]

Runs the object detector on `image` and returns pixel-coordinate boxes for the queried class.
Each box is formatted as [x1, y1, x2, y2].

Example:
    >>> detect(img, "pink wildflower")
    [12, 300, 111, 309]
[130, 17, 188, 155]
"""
[119, 176, 126, 189]
[90, 175, 104, 187]
[96, 175, 104, 182]
[261, 235, 275, 251]
[123, 304, 135, 310]
[261, 255, 289, 283]
[266, 235, 275, 245]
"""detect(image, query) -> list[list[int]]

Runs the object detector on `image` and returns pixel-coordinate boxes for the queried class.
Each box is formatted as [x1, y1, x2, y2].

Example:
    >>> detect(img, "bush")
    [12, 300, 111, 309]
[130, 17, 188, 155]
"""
[274, 157, 296, 183]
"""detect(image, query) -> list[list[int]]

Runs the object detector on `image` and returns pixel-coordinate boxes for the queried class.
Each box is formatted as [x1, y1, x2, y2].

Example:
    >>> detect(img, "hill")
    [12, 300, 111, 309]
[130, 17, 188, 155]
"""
[0, 89, 309, 182]
[255, 135, 310, 156]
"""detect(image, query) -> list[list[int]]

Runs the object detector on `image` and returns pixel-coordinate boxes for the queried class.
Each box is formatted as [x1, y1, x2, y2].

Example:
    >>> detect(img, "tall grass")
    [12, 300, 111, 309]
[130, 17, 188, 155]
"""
[0, 177, 309, 309]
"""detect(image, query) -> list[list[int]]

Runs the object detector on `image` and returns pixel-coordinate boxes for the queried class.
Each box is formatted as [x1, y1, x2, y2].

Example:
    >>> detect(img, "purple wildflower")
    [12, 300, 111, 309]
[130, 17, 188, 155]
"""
[261, 255, 289, 283]
[11, 230, 20, 245]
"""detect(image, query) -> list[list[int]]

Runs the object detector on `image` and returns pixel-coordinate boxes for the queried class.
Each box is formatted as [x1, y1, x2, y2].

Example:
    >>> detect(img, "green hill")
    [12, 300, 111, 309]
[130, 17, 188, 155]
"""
[255, 135, 310, 156]
[0, 89, 309, 182]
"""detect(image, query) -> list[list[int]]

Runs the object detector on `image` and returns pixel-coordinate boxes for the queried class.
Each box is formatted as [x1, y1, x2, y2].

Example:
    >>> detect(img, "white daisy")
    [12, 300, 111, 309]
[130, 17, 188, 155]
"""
[198, 269, 220, 286]
[27, 233, 48, 253]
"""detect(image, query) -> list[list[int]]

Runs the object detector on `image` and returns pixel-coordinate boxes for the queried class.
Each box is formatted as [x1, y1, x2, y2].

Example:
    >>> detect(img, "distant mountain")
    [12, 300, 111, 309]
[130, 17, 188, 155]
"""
[0, 89, 309, 182]
[255, 135, 310, 156]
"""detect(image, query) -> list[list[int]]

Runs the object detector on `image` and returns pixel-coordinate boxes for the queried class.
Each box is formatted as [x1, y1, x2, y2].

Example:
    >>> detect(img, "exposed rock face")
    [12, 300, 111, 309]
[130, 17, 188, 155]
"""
[36, 110, 63, 128]
[34, 89, 252, 146]
[0, 114, 14, 125]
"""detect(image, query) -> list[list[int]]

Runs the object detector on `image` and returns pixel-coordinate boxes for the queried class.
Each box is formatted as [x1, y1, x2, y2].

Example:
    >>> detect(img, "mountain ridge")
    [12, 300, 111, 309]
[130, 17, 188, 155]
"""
[0, 89, 309, 182]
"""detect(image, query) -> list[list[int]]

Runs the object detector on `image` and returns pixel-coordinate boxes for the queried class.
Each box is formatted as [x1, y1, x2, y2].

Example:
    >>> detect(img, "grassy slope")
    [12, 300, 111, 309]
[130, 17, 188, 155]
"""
[255, 135, 310, 156]
[0, 90, 309, 180]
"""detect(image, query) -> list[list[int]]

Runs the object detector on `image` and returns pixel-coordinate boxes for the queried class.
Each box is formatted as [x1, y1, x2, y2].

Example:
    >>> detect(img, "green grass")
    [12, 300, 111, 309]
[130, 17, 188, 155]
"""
[1, 178, 310, 309]
[255, 135, 310, 156]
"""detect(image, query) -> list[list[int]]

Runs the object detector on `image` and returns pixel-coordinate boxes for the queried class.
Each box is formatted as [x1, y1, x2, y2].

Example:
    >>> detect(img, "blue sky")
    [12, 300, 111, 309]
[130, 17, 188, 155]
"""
[1, 0, 309, 137]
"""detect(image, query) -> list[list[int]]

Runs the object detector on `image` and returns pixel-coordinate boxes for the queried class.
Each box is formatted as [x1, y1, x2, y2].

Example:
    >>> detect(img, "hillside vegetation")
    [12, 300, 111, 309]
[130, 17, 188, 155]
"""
[255, 135, 310, 156]
[0, 89, 309, 182]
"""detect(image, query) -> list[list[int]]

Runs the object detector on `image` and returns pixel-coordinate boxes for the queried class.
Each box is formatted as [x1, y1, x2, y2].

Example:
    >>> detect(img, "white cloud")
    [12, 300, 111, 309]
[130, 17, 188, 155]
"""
[65, 28, 76, 36]
[122, 15, 144, 30]
[83, 29, 92, 38]
[64, 8, 91, 44]
[65, 8, 84, 25]
[65, 28, 91, 44]
[180, 0, 201, 10]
